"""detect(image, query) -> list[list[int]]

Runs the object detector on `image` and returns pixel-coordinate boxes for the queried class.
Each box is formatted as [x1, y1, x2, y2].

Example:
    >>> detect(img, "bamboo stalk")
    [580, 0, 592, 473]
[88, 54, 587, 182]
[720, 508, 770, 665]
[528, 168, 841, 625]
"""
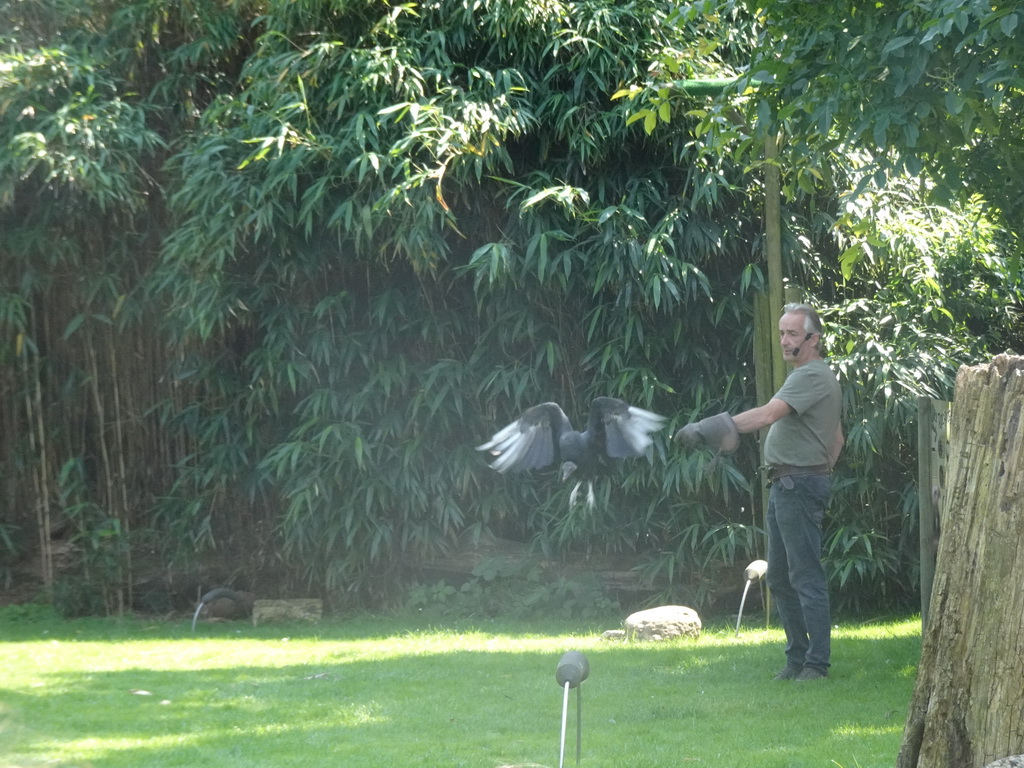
[108, 327, 131, 613]
[22, 341, 53, 589]
[87, 336, 122, 616]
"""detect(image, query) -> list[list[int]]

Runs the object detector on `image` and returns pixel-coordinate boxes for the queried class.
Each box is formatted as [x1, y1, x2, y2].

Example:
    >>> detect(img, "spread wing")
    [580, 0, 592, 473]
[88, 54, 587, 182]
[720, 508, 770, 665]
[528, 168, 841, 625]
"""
[476, 402, 573, 474]
[587, 397, 666, 459]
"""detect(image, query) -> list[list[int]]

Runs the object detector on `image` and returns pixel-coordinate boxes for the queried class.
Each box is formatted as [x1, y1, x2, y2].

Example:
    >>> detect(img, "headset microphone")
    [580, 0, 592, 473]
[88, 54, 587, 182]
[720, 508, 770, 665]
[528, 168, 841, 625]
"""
[791, 332, 813, 356]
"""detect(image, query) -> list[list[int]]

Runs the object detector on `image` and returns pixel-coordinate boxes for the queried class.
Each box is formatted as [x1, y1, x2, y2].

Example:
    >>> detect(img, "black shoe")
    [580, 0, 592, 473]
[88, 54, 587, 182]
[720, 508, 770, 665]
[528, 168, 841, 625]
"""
[794, 666, 828, 682]
[772, 664, 803, 681]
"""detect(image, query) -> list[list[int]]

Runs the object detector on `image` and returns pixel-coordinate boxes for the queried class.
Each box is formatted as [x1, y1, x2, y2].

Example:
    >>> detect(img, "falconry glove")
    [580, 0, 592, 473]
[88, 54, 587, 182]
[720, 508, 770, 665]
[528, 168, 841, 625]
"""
[674, 412, 740, 455]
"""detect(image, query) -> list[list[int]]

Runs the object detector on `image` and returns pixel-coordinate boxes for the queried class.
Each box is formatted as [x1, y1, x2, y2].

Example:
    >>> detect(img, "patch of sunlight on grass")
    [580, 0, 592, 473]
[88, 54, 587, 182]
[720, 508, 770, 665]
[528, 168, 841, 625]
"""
[53, 733, 198, 755]
[833, 723, 904, 737]
[837, 616, 921, 639]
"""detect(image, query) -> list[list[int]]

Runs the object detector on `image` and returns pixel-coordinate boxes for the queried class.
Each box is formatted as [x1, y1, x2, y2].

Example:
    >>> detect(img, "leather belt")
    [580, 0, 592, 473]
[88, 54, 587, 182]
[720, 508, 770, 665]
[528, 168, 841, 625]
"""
[766, 464, 830, 481]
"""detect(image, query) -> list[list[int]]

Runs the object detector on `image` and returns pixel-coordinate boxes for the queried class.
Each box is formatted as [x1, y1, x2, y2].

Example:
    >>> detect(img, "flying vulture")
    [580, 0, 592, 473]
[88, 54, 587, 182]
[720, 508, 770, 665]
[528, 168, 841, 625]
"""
[476, 396, 666, 506]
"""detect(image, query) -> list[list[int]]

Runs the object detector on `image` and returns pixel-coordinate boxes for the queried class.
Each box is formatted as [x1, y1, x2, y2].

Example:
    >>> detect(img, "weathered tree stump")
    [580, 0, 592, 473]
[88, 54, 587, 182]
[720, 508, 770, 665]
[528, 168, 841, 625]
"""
[897, 355, 1024, 768]
[251, 599, 323, 626]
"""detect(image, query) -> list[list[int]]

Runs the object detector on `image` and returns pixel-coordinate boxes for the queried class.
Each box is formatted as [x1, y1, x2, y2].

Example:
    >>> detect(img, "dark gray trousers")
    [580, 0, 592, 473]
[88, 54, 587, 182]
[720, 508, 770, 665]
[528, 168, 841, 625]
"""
[766, 473, 832, 671]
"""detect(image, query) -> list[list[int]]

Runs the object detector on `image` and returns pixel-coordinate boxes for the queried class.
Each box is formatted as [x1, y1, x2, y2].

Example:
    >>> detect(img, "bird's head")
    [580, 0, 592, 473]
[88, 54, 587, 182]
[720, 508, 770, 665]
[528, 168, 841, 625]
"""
[560, 461, 578, 481]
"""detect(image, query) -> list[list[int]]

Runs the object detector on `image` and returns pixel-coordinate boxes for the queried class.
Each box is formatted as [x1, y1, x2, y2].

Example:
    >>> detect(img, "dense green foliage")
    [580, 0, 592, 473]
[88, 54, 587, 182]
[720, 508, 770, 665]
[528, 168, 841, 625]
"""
[1, 0, 1021, 616]
[153, 0, 771, 606]
[745, 0, 1024, 236]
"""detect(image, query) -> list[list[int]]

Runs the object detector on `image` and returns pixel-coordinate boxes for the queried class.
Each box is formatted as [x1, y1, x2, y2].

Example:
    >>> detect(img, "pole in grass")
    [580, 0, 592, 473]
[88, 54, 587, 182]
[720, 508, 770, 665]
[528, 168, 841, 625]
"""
[555, 651, 589, 768]
[735, 559, 768, 637]
[191, 587, 237, 632]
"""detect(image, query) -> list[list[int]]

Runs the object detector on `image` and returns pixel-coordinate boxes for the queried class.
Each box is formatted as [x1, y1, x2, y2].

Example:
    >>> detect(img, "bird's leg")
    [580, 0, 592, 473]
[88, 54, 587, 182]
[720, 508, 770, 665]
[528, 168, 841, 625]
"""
[569, 481, 582, 507]
[586, 481, 595, 508]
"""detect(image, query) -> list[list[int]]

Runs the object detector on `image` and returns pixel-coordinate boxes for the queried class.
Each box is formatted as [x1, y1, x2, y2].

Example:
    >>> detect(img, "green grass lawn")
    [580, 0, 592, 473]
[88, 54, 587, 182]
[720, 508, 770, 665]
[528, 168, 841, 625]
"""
[0, 610, 920, 768]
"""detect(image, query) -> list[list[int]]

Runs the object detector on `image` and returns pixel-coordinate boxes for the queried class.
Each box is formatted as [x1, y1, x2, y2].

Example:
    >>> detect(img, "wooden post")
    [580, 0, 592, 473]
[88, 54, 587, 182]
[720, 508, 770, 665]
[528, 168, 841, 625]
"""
[764, 132, 785, 390]
[916, 396, 949, 630]
[753, 293, 774, 625]
[753, 131, 792, 628]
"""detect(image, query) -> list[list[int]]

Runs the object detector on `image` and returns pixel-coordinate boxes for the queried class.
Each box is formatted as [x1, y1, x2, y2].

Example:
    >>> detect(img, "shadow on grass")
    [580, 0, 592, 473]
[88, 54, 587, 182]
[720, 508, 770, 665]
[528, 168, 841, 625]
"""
[1, 616, 921, 768]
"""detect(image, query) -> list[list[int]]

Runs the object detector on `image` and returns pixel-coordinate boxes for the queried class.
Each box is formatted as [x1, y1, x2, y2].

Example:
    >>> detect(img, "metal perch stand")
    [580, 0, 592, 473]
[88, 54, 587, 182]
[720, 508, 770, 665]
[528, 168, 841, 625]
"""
[735, 559, 768, 636]
[555, 651, 589, 768]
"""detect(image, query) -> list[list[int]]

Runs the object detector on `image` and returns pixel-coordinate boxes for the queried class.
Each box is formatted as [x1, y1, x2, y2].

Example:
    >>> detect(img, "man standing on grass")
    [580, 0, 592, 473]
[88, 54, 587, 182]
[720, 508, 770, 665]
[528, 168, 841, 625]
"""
[675, 302, 843, 682]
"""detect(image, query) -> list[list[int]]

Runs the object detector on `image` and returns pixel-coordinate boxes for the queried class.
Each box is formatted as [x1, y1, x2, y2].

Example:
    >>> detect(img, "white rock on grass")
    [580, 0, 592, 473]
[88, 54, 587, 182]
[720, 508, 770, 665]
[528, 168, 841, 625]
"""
[624, 605, 701, 641]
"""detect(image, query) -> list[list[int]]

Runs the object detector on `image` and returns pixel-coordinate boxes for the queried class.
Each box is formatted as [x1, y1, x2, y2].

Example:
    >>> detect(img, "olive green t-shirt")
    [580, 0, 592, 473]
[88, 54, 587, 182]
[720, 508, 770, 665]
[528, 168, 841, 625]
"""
[763, 358, 841, 467]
